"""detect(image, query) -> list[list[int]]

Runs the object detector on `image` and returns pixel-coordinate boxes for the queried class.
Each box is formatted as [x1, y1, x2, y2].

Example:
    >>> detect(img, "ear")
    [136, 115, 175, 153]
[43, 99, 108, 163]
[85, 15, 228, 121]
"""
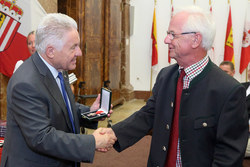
[232, 70, 235, 76]
[46, 46, 55, 59]
[191, 33, 202, 48]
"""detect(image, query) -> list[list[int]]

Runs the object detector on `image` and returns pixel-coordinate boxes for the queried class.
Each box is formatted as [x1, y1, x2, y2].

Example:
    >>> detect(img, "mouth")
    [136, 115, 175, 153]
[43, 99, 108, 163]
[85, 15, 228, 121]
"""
[72, 59, 77, 64]
[168, 45, 174, 50]
[168, 48, 175, 57]
[168, 48, 174, 52]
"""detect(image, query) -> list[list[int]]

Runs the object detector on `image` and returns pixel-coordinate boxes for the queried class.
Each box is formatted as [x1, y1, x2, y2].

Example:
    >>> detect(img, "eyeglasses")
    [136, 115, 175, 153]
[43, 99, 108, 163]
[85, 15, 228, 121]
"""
[166, 31, 196, 40]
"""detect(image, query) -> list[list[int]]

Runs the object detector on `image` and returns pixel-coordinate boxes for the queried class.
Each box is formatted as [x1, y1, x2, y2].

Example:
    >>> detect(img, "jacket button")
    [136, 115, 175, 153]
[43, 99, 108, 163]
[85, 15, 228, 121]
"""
[166, 124, 170, 130]
[202, 122, 208, 127]
[171, 102, 174, 107]
[162, 146, 167, 151]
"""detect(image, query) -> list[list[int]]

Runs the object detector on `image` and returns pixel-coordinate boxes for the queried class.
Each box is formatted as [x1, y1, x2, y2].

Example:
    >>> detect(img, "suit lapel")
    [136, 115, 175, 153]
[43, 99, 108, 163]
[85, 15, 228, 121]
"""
[242, 82, 250, 89]
[32, 53, 75, 132]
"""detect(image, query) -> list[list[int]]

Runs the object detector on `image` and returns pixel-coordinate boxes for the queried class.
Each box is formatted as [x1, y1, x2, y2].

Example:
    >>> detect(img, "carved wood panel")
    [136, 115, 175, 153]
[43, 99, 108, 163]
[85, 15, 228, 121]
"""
[83, 0, 105, 95]
[105, 0, 123, 105]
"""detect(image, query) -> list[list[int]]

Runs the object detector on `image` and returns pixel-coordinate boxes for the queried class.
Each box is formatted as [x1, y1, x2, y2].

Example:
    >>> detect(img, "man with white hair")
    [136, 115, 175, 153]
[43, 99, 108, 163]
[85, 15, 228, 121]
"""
[102, 6, 248, 167]
[1, 13, 116, 167]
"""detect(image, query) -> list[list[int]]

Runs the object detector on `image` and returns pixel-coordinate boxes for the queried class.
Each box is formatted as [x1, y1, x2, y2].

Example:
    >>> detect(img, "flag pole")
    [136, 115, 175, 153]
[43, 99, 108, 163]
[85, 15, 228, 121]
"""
[150, 0, 157, 95]
[246, 66, 249, 82]
[150, 67, 153, 95]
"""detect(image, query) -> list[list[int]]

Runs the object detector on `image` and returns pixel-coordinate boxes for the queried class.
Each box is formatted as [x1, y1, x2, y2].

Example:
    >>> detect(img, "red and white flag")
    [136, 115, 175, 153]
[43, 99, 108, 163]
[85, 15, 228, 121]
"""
[0, 0, 46, 77]
[239, 5, 250, 74]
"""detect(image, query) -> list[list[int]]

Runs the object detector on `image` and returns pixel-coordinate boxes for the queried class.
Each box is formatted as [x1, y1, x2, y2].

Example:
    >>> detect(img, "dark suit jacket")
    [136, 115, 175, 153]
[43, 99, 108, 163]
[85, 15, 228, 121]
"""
[242, 82, 250, 118]
[1, 52, 98, 167]
[112, 60, 248, 167]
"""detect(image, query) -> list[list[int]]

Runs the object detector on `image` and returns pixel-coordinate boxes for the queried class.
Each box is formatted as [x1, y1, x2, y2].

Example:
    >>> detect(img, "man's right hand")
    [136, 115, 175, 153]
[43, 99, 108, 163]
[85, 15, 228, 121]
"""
[92, 128, 117, 152]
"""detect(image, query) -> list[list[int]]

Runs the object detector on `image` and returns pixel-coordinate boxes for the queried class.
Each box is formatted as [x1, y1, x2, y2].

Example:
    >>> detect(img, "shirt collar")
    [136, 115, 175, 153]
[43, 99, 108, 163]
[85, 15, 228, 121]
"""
[38, 53, 59, 80]
[179, 55, 209, 81]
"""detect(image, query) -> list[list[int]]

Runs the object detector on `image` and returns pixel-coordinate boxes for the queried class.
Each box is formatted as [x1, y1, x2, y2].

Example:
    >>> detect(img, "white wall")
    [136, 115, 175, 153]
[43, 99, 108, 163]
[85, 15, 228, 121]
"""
[130, 0, 249, 91]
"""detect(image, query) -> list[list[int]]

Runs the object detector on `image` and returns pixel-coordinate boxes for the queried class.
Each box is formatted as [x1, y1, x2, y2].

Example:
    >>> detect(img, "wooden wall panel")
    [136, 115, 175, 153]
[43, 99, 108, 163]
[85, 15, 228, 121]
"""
[80, 0, 105, 105]
[0, 75, 8, 120]
[38, 0, 57, 13]
[105, 0, 124, 105]
[83, 0, 105, 95]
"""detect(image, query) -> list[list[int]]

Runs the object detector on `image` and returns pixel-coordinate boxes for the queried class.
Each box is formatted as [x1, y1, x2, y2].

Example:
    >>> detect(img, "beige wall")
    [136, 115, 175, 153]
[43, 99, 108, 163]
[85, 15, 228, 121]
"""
[38, 0, 57, 13]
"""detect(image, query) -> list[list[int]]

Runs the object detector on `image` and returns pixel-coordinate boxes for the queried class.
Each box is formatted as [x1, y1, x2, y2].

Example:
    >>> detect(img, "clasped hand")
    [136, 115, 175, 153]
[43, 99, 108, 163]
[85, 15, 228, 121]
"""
[91, 94, 116, 152]
[92, 128, 117, 152]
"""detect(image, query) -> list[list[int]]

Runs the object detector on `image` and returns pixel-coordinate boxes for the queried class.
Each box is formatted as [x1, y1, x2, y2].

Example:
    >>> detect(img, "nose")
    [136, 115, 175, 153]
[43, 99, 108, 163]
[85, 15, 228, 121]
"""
[164, 36, 171, 44]
[76, 46, 82, 57]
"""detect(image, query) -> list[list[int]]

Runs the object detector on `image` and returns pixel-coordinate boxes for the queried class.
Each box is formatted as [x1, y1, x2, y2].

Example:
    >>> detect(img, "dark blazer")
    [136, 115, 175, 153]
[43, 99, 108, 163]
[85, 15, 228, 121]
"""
[112, 60, 248, 167]
[242, 82, 250, 118]
[1, 52, 97, 167]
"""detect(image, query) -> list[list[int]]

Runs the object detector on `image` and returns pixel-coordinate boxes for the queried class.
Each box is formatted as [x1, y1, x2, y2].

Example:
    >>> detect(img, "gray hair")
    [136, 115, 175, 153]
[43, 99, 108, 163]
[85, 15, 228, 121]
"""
[175, 6, 216, 51]
[35, 13, 78, 54]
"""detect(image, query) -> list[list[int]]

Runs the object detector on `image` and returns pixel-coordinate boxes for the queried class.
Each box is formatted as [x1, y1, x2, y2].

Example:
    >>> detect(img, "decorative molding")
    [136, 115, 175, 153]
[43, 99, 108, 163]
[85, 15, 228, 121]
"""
[134, 91, 151, 101]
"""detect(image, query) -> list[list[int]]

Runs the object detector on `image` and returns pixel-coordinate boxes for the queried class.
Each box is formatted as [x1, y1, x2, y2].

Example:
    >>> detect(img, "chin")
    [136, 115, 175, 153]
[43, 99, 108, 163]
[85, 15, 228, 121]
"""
[69, 65, 76, 70]
[169, 54, 175, 59]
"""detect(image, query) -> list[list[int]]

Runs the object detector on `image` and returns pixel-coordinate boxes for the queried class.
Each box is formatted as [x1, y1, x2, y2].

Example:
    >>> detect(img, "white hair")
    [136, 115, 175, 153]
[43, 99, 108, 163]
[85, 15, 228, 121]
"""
[174, 6, 216, 51]
[35, 13, 78, 54]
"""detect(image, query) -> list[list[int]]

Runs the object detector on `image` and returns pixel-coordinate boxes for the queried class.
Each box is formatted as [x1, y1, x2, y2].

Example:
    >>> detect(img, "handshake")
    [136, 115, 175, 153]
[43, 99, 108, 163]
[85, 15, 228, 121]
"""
[92, 128, 117, 152]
